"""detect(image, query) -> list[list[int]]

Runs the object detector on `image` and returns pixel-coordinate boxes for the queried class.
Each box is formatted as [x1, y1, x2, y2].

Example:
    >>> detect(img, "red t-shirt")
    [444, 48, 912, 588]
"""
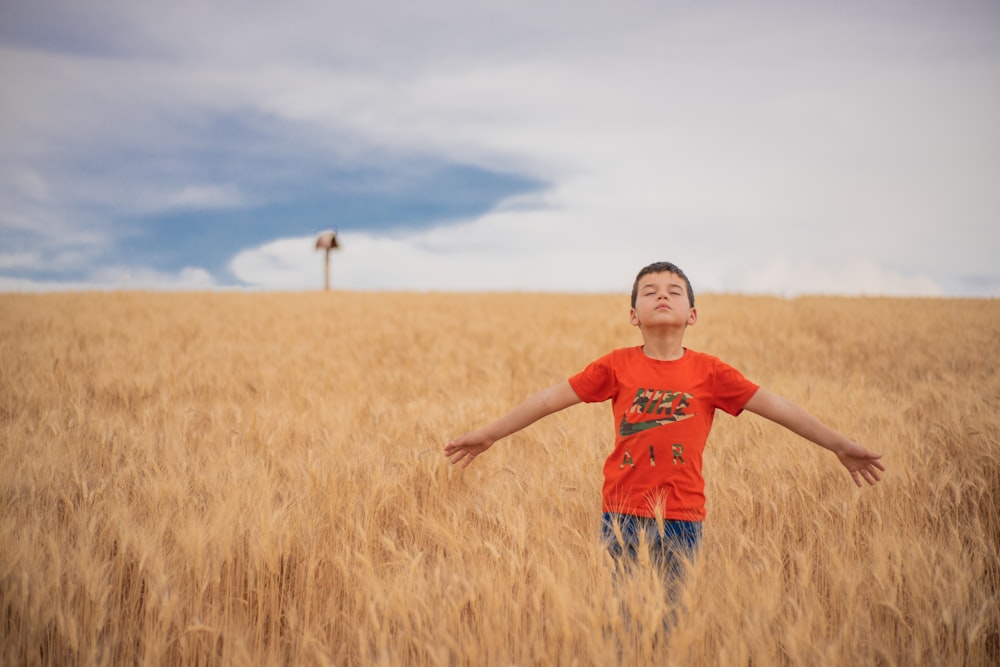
[568, 346, 759, 521]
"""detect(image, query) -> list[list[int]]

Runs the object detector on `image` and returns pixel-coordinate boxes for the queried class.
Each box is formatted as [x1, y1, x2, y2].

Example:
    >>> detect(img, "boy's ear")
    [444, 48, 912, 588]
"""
[629, 307, 640, 327]
[687, 307, 698, 326]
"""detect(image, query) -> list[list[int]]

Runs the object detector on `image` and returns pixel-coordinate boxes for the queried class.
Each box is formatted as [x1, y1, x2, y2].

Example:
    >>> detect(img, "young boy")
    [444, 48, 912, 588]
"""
[444, 261, 885, 573]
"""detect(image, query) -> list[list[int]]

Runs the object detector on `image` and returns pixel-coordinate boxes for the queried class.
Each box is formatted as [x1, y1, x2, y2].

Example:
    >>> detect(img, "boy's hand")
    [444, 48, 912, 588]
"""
[443, 382, 582, 469]
[744, 388, 886, 487]
[444, 430, 495, 468]
[835, 440, 885, 487]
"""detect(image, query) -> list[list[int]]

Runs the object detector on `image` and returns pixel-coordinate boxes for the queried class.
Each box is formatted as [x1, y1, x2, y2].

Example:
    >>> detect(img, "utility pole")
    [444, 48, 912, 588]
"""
[314, 230, 340, 291]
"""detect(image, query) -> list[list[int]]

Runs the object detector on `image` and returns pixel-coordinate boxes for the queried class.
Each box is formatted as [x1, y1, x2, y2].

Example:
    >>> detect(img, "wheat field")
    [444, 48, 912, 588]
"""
[1, 290, 998, 665]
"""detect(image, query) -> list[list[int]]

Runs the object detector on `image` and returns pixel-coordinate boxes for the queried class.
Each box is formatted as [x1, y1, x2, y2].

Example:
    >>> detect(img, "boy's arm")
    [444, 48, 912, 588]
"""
[444, 380, 582, 468]
[743, 388, 885, 487]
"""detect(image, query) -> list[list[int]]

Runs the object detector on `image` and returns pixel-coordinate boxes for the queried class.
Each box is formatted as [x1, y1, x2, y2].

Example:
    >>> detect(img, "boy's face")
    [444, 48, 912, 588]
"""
[630, 271, 698, 329]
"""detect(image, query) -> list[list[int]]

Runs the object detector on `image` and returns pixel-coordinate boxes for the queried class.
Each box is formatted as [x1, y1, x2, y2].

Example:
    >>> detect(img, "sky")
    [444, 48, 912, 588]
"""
[2, 0, 998, 297]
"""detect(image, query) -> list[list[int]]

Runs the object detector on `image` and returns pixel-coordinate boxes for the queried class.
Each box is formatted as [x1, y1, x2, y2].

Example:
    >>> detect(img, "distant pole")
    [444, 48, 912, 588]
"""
[314, 230, 340, 291]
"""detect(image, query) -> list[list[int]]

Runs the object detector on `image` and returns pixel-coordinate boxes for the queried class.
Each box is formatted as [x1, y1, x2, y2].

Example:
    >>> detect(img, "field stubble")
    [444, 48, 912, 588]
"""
[1, 291, 998, 665]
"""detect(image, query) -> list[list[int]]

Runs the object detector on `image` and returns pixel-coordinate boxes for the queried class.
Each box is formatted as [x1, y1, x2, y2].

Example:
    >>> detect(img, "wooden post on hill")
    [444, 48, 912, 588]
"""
[315, 230, 340, 291]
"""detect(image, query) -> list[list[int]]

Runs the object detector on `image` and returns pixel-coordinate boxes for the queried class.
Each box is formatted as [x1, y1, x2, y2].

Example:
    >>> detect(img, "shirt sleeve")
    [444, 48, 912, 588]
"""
[567, 352, 617, 403]
[712, 359, 760, 415]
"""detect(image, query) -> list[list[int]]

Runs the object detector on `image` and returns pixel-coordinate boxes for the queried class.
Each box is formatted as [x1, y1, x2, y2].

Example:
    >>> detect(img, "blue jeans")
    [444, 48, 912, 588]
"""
[600, 513, 702, 580]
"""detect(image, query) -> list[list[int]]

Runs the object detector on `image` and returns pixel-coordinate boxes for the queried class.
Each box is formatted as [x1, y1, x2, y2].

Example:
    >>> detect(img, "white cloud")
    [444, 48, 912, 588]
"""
[0, 266, 219, 292]
[0, 252, 42, 271]
[2, 1, 999, 296]
[0, 265, 220, 292]
[228, 201, 946, 297]
[7, 167, 50, 202]
[715, 256, 944, 297]
[89, 266, 219, 290]
[164, 184, 250, 210]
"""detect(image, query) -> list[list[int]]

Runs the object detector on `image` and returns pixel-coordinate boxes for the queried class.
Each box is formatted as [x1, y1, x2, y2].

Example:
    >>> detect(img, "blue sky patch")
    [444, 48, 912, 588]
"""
[109, 163, 545, 280]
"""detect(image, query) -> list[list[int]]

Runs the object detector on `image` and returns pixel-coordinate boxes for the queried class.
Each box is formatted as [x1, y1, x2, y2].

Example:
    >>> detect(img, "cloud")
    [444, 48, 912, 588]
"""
[716, 256, 944, 297]
[1, 1, 999, 296]
[0, 252, 43, 271]
[0, 265, 218, 292]
[163, 184, 251, 210]
[228, 198, 946, 297]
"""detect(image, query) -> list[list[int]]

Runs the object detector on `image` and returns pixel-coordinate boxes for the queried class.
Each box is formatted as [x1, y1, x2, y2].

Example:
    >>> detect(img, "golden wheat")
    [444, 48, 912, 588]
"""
[2, 291, 998, 665]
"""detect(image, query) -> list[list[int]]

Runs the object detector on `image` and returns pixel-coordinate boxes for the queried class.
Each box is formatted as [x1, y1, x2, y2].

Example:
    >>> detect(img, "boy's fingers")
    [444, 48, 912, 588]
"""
[847, 459, 883, 486]
[857, 464, 882, 485]
[448, 451, 471, 467]
[446, 446, 479, 467]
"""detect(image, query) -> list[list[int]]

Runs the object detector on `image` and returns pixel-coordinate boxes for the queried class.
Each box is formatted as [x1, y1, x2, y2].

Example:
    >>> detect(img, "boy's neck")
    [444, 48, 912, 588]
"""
[639, 330, 687, 361]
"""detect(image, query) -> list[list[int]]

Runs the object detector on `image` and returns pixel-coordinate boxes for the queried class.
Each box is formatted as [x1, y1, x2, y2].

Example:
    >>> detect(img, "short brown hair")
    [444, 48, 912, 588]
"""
[631, 261, 695, 308]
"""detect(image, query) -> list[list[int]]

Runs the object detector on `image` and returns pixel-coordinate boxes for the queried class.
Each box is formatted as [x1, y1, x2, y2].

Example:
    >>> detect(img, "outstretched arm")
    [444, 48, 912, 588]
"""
[743, 387, 885, 487]
[444, 380, 582, 468]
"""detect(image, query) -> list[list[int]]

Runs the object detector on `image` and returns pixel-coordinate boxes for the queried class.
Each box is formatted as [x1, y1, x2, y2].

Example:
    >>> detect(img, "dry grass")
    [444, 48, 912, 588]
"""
[2, 290, 998, 665]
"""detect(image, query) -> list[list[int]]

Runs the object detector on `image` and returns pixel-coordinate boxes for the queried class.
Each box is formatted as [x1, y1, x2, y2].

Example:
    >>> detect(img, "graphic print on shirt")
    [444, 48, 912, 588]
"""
[618, 387, 695, 437]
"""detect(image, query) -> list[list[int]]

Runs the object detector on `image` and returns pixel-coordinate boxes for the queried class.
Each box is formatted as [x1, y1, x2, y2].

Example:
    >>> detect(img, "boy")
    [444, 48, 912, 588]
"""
[444, 261, 884, 573]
